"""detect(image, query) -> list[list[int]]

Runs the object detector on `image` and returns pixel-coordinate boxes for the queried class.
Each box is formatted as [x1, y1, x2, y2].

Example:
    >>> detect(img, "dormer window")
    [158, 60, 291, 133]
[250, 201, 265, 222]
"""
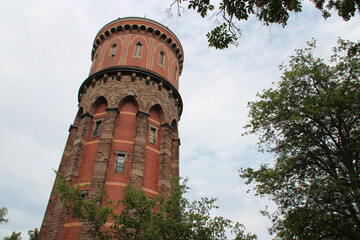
[159, 51, 165, 66]
[134, 42, 142, 57]
[110, 44, 117, 57]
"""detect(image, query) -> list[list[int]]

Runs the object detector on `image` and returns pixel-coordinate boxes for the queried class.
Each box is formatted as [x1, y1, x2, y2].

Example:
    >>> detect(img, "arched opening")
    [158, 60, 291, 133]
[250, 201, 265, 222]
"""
[110, 44, 117, 57]
[106, 96, 139, 213]
[159, 51, 165, 66]
[134, 42, 142, 57]
[75, 97, 108, 200]
[90, 96, 108, 115]
[171, 119, 178, 139]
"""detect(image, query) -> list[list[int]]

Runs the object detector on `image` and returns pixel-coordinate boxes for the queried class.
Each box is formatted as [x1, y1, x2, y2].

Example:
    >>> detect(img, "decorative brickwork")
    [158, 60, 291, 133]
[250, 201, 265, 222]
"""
[39, 17, 183, 240]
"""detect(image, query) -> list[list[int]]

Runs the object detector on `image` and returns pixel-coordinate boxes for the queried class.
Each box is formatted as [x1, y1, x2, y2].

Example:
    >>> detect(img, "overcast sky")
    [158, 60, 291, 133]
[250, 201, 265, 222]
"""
[0, 1, 359, 239]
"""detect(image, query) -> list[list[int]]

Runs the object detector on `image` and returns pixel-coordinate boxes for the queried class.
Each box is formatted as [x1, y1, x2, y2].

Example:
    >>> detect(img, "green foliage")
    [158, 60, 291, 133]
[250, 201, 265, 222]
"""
[56, 175, 257, 239]
[56, 177, 114, 240]
[28, 228, 39, 240]
[4, 232, 21, 240]
[1, 208, 38, 240]
[172, 0, 360, 48]
[0, 207, 8, 225]
[241, 39, 360, 239]
[206, 23, 238, 49]
[188, 0, 215, 17]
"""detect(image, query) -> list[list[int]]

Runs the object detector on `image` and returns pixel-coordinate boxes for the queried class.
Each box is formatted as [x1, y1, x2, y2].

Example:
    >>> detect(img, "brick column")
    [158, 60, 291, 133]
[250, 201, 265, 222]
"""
[64, 113, 93, 183]
[42, 112, 93, 240]
[89, 107, 118, 196]
[171, 138, 180, 177]
[129, 111, 149, 189]
[158, 123, 173, 196]
[38, 125, 78, 240]
[79, 107, 118, 239]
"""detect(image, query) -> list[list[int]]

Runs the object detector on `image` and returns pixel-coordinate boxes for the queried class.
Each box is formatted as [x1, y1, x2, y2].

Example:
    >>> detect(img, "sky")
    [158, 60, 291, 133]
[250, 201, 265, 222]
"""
[0, 0, 359, 239]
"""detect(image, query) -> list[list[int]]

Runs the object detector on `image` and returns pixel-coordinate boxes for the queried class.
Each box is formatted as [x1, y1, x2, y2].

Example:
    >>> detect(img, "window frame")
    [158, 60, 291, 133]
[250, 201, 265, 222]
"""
[174, 66, 178, 85]
[92, 118, 104, 138]
[110, 44, 117, 58]
[134, 42, 142, 58]
[81, 190, 88, 199]
[158, 51, 165, 66]
[148, 125, 158, 145]
[114, 150, 128, 174]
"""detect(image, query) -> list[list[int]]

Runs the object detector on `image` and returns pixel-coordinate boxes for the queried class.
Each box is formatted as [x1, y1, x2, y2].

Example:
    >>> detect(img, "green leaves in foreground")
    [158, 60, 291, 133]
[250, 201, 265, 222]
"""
[56, 175, 257, 239]
[172, 0, 360, 49]
[241, 39, 360, 239]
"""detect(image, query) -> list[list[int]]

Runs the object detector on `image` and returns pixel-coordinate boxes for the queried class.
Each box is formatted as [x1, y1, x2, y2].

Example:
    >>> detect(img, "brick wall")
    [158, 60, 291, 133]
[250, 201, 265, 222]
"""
[39, 17, 183, 240]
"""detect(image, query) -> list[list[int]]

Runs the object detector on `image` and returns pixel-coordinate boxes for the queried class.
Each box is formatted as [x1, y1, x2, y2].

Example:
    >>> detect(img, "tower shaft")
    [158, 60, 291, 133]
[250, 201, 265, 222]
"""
[39, 17, 184, 240]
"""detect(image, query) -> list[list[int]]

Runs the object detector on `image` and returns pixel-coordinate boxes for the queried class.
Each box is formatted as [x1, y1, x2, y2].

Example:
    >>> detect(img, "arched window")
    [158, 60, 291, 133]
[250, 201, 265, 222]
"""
[159, 51, 165, 66]
[91, 54, 98, 69]
[174, 66, 178, 84]
[134, 42, 142, 57]
[110, 44, 117, 57]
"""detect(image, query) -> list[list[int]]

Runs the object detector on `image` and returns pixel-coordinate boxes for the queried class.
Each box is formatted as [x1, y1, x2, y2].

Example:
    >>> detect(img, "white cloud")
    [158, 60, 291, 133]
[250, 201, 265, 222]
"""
[1, 1, 359, 239]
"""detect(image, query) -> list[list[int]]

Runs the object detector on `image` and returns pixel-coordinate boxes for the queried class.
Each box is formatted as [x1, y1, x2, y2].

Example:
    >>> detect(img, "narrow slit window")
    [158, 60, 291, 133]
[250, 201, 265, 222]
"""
[110, 44, 117, 57]
[92, 54, 98, 69]
[135, 42, 142, 57]
[115, 153, 126, 173]
[92, 119, 103, 137]
[159, 51, 165, 66]
[174, 67, 178, 84]
[149, 126, 158, 145]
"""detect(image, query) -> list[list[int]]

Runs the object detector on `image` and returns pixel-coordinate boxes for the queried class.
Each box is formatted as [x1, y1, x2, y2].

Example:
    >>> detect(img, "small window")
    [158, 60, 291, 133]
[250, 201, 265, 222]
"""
[92, 54, 98, 69]
[174, 67, 178, 84]
[110, 44, 117, 57]
[134, 42, 142, 57]
[149, 125, 158, 145]
[92, 119, 103, 137]
[80, 190, 88, 199]
[115, 152, 126, 173]
[159, 51, 165, 66]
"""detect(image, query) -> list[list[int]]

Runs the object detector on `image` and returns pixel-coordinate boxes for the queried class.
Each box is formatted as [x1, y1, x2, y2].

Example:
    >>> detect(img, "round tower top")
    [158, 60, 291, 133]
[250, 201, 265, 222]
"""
[89, 17, 184, 80]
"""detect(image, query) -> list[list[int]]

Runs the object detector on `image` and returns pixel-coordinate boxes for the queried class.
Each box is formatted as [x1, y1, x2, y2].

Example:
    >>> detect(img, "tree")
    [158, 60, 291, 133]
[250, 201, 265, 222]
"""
[28, 228, 39, 240]
[170, 0, 360, 49]
[240, 38, 360, 239]
[1, 207, 38, 240]
[56, 175, 257, 240]
[4, 232, 21, 240]
[0, 207, 8, 225]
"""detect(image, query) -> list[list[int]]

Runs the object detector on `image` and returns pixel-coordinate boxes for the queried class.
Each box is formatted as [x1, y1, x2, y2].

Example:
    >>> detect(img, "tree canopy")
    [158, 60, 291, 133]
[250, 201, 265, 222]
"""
[56, 175, 257, 240]
[4, 232, 22, 240]
[171, 0, 360, 49]
[240, 39, 360, 239]
[0, 207, 8, 225]
[1, 206, 38, 240]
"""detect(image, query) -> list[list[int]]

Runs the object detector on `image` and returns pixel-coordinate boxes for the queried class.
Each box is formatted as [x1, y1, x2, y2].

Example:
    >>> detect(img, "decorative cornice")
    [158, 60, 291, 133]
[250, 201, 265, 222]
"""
[160, 122, 173, 130]
[105, 107, 120, 114]
[68, 124, 78, 132]
[136, 110, 150, 117]
[78, 66, 183, 117]
[80, 112, 93, 119]
[173, 138, 181, 145]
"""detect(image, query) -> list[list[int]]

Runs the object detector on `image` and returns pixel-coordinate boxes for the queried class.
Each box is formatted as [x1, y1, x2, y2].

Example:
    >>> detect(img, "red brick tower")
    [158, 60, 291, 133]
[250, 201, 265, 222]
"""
[39, 17, 184, 240]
